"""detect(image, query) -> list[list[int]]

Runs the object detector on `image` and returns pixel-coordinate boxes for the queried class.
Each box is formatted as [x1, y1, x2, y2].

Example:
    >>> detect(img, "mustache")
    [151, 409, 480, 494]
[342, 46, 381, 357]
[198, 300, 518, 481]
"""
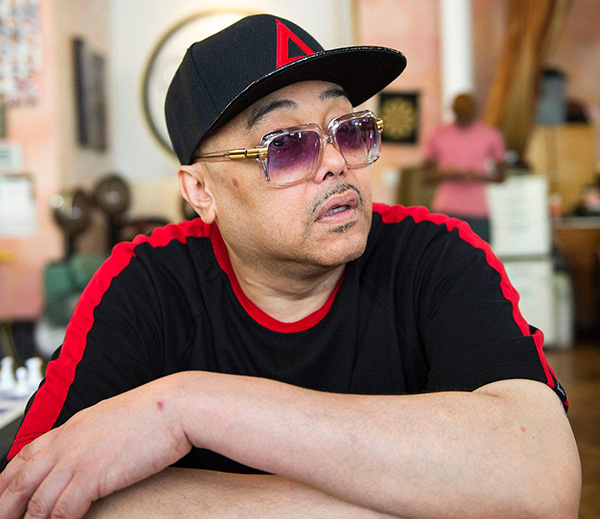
[309, 183, 365, 216]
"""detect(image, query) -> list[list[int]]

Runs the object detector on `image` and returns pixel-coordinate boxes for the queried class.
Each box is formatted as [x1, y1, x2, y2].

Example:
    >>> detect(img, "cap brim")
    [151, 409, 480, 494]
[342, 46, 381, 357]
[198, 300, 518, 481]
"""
[199, 46, 406, 156]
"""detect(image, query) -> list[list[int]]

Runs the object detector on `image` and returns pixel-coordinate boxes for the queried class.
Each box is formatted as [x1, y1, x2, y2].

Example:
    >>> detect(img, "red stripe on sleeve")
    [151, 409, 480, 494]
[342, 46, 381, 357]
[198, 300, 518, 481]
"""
[7, 219, 210, 460]
[373, 203, 564, 402]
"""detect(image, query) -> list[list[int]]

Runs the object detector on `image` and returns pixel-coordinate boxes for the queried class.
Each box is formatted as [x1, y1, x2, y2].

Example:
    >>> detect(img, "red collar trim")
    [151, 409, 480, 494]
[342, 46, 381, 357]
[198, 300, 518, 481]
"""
[210, 225, 344, 333]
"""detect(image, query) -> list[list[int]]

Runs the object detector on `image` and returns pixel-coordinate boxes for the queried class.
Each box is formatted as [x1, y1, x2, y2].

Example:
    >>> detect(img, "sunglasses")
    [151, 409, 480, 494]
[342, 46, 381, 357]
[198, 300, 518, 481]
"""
[194, 111, 384, 187]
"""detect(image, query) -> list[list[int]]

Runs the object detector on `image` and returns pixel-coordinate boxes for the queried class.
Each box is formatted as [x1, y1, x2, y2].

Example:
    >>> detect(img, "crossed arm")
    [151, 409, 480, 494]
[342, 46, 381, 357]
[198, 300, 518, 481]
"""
[0, 372, 581, 518]
[422, 159, 506, 184]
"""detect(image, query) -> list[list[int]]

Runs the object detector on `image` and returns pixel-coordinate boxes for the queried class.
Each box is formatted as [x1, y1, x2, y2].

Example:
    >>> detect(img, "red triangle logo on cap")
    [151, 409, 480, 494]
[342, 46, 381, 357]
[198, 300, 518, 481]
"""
[275, 19, 315, 68]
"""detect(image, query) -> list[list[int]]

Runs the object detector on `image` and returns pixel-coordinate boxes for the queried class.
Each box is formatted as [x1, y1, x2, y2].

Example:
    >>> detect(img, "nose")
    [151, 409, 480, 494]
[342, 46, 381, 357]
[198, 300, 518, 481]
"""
[312, 133, 346, 184]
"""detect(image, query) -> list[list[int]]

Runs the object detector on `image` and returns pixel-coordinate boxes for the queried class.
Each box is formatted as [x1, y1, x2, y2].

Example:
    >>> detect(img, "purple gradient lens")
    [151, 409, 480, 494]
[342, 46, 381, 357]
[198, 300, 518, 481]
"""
[336, 116, 380, 166]
[267, 131, 320, 184]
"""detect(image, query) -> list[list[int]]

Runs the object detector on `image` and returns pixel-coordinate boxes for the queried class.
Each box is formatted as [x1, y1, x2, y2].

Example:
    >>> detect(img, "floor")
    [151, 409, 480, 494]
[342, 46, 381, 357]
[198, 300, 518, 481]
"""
[546, 343, 600, 518]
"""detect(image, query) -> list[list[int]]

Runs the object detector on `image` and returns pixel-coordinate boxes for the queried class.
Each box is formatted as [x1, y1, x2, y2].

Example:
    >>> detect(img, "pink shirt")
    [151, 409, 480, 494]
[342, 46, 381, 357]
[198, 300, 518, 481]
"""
[423, 122, 505, 217]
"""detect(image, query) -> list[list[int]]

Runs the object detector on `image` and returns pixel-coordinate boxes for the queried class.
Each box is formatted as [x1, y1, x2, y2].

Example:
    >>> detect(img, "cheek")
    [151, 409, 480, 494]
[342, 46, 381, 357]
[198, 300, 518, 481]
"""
[257, 192, 312, 241]
[265, 196, 305, 225]
[212, 164, 259, 207]
[352, 169, 373, 207]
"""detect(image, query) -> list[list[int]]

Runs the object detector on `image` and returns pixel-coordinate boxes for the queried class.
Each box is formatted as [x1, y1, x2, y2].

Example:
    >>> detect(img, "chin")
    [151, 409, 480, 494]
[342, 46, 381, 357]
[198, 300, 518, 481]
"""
[313, 226, 369, 267]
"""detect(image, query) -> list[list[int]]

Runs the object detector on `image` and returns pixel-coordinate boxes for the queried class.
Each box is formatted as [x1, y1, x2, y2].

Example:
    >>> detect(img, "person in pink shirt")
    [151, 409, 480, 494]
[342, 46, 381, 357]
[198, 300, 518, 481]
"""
[423, 93, 506, 242]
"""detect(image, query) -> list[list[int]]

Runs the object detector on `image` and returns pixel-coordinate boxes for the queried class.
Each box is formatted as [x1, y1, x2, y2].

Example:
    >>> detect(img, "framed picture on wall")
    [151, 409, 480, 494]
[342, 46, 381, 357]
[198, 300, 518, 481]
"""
[378, 92, 420, 144]
[0, 0, 43, 107]
[73, 38, 107, 151]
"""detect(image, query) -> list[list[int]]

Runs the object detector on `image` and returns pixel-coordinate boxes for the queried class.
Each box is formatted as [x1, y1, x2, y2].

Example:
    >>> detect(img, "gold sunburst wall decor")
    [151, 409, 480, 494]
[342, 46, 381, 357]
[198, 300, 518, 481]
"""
[379, 92, 419, 144]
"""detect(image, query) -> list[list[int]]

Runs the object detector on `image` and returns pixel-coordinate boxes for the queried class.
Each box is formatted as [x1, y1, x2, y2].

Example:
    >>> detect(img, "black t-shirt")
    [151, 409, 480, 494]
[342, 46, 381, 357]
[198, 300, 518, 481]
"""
[4, 204, 567, 472]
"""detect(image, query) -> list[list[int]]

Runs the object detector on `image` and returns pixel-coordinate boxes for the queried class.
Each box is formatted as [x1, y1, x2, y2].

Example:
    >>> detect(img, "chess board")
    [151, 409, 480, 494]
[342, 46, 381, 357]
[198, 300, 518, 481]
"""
[0, 395, 28, 430]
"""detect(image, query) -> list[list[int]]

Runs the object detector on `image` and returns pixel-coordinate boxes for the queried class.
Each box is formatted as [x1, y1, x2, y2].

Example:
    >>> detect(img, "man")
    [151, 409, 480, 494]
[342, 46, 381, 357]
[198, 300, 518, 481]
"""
[423, 93, 506, 242]
[0, 14, 580, 518]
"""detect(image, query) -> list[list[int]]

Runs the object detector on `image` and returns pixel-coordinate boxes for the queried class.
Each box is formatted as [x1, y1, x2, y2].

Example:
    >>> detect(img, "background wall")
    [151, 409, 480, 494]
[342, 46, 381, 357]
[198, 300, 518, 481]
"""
[0, 0, 112, 319]
[55, 0, 114, 191]
[0, 1, 61, 319]
[355, 0, 442, 205]
[3, 0, 600, 320]
[54, 0, 113, 256]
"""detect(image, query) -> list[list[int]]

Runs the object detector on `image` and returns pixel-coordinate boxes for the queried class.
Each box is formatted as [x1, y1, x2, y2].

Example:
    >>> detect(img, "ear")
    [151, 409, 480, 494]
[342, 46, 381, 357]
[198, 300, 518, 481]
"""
[178, 164, 217, 224]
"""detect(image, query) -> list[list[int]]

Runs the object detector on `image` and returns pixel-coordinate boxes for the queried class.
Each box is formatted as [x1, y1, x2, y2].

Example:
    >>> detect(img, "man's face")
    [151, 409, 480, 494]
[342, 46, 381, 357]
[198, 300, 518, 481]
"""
[189, 80, 373, 273]
[452, 94, 476, 127]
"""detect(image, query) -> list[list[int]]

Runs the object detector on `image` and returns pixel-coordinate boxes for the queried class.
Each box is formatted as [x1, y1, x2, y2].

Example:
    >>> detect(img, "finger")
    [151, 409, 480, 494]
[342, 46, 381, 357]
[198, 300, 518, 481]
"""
[0, 429, 60, 495]
[23, 469, 73, 519]
[48, 475, 95, 519]
[0, 448, 59, 519]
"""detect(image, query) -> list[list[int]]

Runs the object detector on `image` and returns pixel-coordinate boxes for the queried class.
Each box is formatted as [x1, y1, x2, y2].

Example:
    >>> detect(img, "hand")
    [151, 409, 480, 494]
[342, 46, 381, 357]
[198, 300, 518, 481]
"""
[0, 374, 192, 519]
[449, 170, 478, 182]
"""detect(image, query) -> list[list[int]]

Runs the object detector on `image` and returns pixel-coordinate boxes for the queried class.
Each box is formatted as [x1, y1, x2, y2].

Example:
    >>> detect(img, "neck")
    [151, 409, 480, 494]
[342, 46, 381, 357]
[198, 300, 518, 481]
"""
[225, 243, 345, 323]
[455, 118, 474, 129]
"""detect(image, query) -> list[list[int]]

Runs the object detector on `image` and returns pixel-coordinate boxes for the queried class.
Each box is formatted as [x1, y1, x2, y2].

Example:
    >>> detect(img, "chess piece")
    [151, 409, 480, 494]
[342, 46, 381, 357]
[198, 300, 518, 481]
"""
[25, 357, 44, 391]
[13, 366, 30, 398]
[0, 356, 16, 398]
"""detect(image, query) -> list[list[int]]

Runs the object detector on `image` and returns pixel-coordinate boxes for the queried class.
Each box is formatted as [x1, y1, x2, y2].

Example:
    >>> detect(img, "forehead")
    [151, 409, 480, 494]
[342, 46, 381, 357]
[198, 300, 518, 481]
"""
[249, 80, 349, 109]
[242, 81, 350, 128]
[199, 80, 352, 151]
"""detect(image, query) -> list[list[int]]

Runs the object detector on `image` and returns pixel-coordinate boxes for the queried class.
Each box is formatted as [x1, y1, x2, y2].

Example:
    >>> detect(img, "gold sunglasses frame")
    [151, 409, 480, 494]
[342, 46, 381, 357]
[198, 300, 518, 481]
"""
[193, 110, 384, 187]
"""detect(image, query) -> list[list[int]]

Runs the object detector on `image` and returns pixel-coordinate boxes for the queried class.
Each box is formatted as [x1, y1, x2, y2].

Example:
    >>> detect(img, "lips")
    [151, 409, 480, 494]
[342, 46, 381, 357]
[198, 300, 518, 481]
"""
[315, 191, 359, 221]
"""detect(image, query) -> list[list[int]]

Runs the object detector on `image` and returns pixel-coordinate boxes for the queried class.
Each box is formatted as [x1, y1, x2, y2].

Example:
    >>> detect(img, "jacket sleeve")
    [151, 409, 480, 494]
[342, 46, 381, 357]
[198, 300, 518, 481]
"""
[3, 242, 165, 467]
[415, 218, 568, 409]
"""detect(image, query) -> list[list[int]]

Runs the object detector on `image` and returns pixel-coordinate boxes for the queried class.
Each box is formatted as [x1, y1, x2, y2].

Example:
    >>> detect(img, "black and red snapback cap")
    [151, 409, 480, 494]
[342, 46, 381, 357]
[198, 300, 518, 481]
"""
[165, 14, 407, 165]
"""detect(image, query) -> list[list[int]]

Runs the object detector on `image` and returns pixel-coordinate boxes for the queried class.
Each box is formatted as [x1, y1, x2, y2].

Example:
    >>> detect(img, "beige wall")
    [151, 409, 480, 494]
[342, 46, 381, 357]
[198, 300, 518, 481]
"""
[0, 0, 113, 320]
[55, 0, 114, 191]
[356, 0, 442, 205]
[3, 1, 599, 319]
[0, 0, 62, 319]
[53, 0, 113, 255]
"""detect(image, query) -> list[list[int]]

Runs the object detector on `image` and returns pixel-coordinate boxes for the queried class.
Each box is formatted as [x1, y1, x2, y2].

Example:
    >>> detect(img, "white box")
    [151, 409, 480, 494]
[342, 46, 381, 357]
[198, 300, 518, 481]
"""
[0, 175, 37, 236]
[503, 258, 556, 345]
[0, 141, 23, 172]
[487, 176, 551, 257]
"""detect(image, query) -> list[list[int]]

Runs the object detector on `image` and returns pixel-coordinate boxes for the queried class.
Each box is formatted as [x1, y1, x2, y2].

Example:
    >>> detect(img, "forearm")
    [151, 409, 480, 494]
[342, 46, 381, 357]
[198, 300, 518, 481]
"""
[174, 373, 579, 519]
[87, 468, 398, 518]
[422, 161, 442, 184]
[493, 161, 506, 183]
[422, 162, 485, 184]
